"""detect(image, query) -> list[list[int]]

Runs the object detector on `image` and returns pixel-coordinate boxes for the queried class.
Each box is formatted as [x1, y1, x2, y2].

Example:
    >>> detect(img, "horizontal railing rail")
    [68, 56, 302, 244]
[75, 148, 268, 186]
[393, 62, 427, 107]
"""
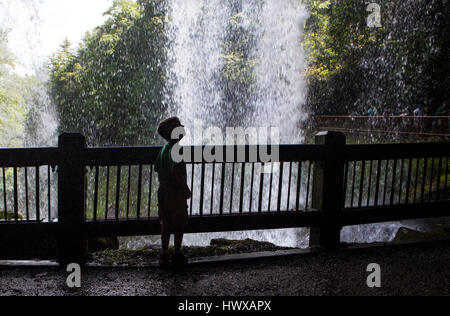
[315, 115, 450, 119]
[313, 115, 450, 138]
[0, 148, 60, 167]
[83, 144, 325, 165]
[344, 142, 450, 161]
[0, 132, 449, 264]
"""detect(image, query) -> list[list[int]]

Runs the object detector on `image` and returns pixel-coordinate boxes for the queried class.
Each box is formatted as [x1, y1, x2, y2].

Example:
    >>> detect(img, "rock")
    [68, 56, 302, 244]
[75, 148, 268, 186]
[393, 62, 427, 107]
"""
[393, 227, 425, 242]
[210, 239, 237, 247]
[393, 227, 450, 243]
[209, 238, 285, 252]
[0, 211, 24, 220]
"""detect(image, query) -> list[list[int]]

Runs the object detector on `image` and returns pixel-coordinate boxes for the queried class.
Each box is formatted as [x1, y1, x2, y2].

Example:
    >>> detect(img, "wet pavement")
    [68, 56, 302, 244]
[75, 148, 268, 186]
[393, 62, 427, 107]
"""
[1, 240, 449, 296]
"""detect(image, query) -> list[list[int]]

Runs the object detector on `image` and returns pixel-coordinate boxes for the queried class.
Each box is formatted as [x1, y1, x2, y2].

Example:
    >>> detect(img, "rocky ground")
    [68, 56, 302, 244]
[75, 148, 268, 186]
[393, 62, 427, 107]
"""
[1, 238, 450, 296]
[88, 238, 292, 266]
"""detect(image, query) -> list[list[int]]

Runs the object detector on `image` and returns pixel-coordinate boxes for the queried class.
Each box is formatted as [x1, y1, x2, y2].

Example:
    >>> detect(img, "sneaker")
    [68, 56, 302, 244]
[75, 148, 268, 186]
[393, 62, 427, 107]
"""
[159, 252, 170, 267]
[172, 252, 189, 267]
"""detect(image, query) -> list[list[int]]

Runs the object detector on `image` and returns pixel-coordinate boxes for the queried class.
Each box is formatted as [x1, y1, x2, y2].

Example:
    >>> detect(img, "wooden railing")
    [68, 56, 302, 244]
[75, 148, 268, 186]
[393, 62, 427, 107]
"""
[0, 132, 449, 264]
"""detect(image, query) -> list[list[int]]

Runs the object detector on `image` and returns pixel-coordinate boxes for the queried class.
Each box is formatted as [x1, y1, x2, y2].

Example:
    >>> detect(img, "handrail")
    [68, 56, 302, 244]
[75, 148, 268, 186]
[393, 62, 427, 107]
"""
[313, 115, 450, 138]
[314, 115, 450, 119]
[344, 142, 450, 160]
[0, 148, 60, 167]
[83, 144, 325, 166]
[0, 132, 449, 263]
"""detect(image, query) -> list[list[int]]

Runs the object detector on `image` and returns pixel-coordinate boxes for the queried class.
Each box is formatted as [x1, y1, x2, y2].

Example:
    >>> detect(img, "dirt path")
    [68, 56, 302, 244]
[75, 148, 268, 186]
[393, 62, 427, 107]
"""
[1, 240, 449, 296]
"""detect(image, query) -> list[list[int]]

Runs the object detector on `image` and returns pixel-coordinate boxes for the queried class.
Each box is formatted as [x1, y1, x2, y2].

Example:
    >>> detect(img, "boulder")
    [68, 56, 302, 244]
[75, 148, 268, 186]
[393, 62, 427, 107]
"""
[393, 227, 450, 243]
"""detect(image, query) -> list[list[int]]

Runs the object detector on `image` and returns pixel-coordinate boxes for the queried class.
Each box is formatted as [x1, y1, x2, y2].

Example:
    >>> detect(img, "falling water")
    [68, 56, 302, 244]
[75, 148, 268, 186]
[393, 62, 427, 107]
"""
[165, 0, 308, 141]
[1, 0, 59, 222]
[160, 0, 431, 249]
[162, 0, 310, 248]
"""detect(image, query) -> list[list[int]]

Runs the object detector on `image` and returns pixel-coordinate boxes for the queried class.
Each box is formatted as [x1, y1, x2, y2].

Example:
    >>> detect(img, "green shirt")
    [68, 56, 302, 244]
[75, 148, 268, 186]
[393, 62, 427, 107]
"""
[436, 106, 447, 116]
[155, 143, 186, 188]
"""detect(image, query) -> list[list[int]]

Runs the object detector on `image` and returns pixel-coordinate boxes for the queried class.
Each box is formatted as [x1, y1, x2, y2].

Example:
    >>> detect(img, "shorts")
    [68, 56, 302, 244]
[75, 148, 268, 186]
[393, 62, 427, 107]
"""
[158, 185, 189, 231]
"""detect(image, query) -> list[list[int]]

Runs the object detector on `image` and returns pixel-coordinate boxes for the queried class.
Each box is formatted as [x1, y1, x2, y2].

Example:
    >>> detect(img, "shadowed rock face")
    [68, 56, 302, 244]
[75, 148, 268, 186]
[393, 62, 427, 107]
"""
[0, 236, 57, 260]
[0, 236, 120, 261]
[88, 238, 120, 253]
[394, 226, 450, 243]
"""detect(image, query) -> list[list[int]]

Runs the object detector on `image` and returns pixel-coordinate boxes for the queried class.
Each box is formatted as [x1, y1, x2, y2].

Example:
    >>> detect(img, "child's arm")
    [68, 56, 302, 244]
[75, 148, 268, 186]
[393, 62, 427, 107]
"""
[172, 164, 192, 200]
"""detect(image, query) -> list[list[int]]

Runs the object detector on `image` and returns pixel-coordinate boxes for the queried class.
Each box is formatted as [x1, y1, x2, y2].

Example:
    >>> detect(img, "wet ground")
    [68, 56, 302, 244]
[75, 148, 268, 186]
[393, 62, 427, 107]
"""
[1, 239, 449, 296]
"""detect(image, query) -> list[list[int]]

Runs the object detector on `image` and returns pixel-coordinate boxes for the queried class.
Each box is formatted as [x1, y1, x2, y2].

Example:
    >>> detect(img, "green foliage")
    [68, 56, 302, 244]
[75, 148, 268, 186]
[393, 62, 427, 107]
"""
[0, 30, 32, 148]
[49, 0, 169, 147]
[303, 0, 450, 115]
[221, 9, 258, 86]
[218, 0, 263, 126]
[0, 29, 15, 72]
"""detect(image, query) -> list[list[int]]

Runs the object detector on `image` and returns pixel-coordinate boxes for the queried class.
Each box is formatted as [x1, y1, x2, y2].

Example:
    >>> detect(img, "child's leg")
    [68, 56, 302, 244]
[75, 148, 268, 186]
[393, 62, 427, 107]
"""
[161, 223, 171, 252]
[173, 228, 188, 265]
[174, 230, 184, 253]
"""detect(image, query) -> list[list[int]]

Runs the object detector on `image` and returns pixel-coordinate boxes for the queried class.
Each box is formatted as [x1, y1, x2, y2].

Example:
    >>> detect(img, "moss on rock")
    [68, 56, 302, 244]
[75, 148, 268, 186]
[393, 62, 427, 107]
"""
[88, 239, 292, 266]
[0, 211, 24, 221]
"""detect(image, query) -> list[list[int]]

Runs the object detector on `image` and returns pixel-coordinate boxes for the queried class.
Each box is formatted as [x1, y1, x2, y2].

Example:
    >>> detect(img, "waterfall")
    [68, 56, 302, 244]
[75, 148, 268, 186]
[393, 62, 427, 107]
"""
[161, 0, 424, 248]
[163, 0, 310, 248]
[165, 0, 308, 142]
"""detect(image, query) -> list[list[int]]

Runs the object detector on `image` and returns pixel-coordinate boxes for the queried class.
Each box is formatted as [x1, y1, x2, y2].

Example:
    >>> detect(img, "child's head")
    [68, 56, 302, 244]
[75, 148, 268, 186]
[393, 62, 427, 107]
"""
[158, 117, 184, 143]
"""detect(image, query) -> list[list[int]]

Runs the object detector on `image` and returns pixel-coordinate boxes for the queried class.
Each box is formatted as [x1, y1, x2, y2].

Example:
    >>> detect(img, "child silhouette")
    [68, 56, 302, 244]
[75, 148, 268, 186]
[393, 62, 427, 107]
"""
[155, 117, 192, 267]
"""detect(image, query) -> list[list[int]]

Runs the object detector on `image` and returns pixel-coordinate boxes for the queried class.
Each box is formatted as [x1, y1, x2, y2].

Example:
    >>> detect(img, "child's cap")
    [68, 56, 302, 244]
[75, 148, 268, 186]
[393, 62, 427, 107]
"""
[158, 117, 184, 141]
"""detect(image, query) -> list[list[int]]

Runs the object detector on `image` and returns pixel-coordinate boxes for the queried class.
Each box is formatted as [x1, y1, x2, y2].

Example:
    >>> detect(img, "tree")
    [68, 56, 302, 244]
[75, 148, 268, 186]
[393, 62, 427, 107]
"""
[0, 29, 30, 148]
[303, 0, 450, 115]
[49, 0, 169, 147]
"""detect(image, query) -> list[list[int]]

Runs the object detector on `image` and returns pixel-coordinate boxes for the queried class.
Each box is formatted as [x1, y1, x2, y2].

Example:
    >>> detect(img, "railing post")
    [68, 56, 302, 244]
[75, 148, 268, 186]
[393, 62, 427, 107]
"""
[57, 133, 87, 266]
[310, 131, 346, 249]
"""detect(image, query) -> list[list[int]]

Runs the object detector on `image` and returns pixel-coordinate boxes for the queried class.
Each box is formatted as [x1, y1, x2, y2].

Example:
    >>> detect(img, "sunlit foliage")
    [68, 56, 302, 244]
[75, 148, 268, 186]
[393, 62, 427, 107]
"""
[303, 0, 449, 116]
[49, 0, 169, 147]
[0, 30, 32, 148]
